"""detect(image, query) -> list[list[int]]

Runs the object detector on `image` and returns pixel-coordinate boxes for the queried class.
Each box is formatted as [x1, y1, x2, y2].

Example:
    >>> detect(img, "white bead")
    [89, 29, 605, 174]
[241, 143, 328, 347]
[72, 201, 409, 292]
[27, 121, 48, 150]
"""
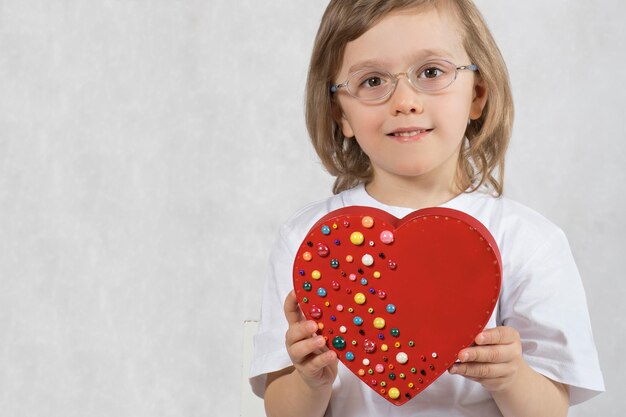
[362, 254, 374, 266]
[396, 352, 409, 364]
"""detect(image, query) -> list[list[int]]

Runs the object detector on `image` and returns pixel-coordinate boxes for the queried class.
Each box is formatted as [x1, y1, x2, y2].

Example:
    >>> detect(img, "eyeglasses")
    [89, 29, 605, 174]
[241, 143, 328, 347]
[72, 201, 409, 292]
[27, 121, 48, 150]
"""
[330, 59, 478, 102]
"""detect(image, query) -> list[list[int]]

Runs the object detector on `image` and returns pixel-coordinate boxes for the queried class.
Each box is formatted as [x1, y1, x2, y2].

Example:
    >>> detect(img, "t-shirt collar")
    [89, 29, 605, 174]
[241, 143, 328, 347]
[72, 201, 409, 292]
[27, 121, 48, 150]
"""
[342, 183, 474, 218]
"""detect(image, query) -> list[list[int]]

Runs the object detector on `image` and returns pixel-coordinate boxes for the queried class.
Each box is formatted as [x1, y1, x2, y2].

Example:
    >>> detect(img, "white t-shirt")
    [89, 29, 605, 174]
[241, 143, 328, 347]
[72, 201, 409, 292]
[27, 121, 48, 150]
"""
[250, 185, 604, 417]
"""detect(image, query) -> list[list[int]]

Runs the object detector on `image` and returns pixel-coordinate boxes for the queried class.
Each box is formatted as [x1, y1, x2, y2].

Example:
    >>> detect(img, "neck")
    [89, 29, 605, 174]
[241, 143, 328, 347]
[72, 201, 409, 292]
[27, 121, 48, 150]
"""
[365, 172, 463, 210]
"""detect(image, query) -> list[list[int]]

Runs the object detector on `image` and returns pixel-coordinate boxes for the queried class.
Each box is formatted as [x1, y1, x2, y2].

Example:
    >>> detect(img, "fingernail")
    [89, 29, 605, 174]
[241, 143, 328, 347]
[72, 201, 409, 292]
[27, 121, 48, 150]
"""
[459, 352, 469, 362]
[306, 321, 317, 332]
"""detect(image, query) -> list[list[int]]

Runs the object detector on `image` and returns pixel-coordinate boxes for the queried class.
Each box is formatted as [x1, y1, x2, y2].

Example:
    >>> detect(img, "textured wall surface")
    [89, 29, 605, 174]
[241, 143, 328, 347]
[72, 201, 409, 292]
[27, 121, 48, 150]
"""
[0, 1, 624, 416]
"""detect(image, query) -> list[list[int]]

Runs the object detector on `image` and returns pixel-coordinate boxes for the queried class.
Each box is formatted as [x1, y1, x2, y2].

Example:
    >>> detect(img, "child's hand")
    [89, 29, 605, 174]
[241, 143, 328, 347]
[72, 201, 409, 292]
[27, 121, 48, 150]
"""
[283, 291, 338, 390]
[448, 326, 523, 392]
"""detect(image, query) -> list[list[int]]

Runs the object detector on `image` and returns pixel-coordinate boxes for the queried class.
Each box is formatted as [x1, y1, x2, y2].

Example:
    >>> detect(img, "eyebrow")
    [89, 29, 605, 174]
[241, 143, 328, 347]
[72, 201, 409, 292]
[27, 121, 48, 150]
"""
[347, 48, 456, 73]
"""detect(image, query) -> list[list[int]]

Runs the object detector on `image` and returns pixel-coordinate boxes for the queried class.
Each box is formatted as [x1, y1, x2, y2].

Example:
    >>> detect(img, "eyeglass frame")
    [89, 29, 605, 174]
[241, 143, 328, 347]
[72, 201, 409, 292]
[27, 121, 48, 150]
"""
[330, 60, 479, 102]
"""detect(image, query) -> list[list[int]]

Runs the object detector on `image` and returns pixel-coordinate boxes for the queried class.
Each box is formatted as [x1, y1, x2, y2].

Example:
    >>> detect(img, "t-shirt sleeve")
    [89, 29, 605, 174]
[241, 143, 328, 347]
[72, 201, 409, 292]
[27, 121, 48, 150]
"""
[498, 227, 605, 405]
[248, 225, 297, 398]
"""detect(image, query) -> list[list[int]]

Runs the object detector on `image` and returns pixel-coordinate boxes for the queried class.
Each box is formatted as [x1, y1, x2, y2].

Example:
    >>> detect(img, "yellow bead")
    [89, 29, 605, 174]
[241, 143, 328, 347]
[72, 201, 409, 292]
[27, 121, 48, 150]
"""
[350, 232, 364, 246]
[354, 293, 366, 305]
[388, 387, 400, 399]
[373, 271, 381, 279]
[311, 270, 321, 280]
[373, 317, 386, 329]
[408, 383, 414, 389]
[324, 301, 330, 307]
[381, 344, 388, 352]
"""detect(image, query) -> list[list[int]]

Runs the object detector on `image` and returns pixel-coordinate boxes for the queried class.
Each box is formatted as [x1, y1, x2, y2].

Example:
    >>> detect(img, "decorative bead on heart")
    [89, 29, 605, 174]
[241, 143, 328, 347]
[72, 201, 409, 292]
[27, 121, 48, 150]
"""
[292, 206, 502, 406]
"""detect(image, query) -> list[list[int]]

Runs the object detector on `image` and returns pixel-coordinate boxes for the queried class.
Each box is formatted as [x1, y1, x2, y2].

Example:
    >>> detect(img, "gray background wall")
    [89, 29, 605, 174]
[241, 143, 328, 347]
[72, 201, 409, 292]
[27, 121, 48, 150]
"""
[0, 1, 624, 416]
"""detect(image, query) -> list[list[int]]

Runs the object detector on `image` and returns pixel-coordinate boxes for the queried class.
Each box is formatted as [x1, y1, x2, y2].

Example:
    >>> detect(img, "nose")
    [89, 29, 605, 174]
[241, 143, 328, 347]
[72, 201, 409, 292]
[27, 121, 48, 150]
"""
[388, 75, 424, 115]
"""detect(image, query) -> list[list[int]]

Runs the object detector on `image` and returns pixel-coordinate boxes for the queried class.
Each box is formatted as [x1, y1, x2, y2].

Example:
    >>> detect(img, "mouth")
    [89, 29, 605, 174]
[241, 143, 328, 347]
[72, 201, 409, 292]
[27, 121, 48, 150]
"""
[387, 128, 433, 141]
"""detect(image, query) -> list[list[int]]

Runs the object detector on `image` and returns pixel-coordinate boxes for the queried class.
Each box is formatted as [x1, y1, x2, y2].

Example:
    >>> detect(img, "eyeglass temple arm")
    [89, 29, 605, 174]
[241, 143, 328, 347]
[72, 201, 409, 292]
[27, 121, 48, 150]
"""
[330, 81, 349, 94]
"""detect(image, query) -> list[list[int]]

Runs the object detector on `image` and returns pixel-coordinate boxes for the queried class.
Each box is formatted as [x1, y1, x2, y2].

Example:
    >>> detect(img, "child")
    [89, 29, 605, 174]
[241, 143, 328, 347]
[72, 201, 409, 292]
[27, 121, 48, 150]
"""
[250, 1, 604, 416]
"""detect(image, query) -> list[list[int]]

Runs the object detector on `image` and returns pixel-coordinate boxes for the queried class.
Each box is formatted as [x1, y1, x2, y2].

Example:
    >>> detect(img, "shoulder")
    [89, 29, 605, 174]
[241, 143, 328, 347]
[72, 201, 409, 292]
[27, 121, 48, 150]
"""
[276, 188, 358, 249]
[459, 192, 571, 276]
[461, 191, 565, 244]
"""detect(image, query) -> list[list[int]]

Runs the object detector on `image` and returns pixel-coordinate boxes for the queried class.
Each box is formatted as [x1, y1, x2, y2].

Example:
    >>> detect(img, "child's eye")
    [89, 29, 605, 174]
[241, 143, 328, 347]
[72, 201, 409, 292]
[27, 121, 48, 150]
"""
[363, 77, 383, 87]
[356, 72, 388, 89]
[418, 67, 444, 79]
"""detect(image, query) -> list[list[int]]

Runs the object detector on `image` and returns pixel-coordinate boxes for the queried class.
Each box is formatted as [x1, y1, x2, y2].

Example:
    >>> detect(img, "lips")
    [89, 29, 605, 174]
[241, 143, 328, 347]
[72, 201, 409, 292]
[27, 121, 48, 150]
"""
[387, 127, 433, 141]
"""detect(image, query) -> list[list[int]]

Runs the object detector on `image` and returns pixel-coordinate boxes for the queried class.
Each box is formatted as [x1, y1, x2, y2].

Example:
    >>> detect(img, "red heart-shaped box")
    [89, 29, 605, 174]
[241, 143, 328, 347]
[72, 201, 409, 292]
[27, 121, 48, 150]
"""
[292, 206, 501, 406]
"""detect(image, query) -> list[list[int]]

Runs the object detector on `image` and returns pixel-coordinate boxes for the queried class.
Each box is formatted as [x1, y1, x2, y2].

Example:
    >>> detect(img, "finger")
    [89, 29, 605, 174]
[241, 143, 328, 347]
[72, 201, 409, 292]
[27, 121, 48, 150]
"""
[464, 375, 510, 388]
[288, 334, 327, 365]
[305, 349, 337, 371]
[284, 290, 305, 325]
[457, 344, 514, 364]
[474, 326, 518, 346]
[285, 320, 319, 347]
[449, 362, 511, 379]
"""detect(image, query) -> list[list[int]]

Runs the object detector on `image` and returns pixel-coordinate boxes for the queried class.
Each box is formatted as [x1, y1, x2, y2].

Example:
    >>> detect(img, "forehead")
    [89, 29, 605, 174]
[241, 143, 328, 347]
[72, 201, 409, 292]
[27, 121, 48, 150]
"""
[339, 7, 467, 75]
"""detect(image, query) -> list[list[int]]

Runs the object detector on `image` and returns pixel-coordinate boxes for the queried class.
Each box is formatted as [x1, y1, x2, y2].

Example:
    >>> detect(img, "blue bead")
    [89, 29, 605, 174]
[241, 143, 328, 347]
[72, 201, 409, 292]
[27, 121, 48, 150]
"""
[353, 316, 363, 326]
[360, 278, 368, 285]
[321, 225, 331, 235]
[386, 304, 396, 313]
[317, 288, 327, 297]
[346, 351, 355, 361]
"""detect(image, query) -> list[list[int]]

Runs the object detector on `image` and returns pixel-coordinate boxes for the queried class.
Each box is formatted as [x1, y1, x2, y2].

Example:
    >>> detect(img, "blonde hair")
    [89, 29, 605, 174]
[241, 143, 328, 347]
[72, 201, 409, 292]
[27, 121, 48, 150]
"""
[305, 0, 513, 195]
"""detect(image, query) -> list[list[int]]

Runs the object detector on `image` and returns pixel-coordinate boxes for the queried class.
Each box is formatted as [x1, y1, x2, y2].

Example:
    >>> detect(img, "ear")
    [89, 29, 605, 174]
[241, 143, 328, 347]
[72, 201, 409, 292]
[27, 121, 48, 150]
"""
[331, 100, 355, 138]
[340, 112, 355, 138]
[469, 76, 488, 120]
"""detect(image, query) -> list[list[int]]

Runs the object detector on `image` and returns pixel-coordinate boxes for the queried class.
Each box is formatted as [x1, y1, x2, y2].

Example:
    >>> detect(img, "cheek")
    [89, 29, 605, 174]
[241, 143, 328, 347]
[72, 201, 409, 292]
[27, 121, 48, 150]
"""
[432, 96, 473, 136]
[344, 107, 382, 138]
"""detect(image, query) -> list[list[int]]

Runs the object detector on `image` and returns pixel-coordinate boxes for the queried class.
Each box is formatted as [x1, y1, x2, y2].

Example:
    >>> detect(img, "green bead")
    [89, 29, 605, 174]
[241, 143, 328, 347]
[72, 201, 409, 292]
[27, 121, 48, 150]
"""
[391, 328, 400, 337]
[332, 336, 346, 350]
[303, 281, 312, 291]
